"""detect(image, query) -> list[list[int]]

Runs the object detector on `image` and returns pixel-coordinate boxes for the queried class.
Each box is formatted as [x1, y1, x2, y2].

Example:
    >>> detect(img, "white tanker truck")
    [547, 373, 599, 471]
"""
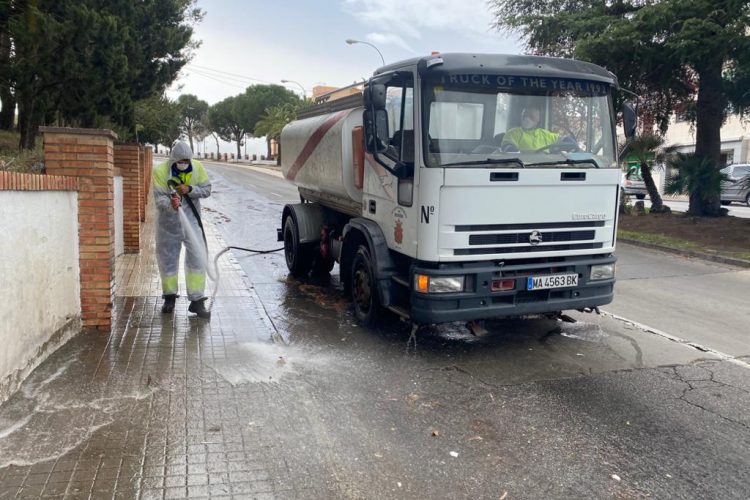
[278, 53, 636, 326]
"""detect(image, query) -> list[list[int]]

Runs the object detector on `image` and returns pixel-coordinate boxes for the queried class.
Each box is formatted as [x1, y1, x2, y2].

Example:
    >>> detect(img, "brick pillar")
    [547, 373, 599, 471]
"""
[41, 127, 117, 330]
[114, 144, 141, 253]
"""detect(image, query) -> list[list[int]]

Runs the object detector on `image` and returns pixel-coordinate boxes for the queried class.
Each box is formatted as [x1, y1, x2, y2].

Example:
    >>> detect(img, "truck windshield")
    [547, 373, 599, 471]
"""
[422, 74, 617, 169]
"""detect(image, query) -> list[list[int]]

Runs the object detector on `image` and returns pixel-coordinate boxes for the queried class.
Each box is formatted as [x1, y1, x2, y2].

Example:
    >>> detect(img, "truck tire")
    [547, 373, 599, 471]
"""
[283, 215, 314, 277]
[351, 245, 381, 326]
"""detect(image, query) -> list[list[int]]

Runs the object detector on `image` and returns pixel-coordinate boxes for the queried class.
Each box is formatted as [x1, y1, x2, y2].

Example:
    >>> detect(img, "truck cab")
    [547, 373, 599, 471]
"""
[280, 53, 634, 325]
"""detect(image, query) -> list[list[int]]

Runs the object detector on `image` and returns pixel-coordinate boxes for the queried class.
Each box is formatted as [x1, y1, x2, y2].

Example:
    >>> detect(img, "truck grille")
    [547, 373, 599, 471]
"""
[447, 220, 608, 257]
[469, 230, 595, 246]
[455, 242, 603, 256]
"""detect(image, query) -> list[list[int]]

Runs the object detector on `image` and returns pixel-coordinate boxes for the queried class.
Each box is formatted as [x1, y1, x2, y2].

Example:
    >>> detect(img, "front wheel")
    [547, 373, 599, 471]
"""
[351, 245, 381, 327]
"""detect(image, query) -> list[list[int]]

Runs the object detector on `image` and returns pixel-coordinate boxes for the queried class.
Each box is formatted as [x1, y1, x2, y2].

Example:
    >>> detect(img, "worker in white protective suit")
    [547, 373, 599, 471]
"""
[152, 141, 212, 318]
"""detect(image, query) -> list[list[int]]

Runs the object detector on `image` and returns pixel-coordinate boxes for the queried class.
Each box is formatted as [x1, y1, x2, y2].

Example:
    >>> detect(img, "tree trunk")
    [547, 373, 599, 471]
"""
[188, 128, 194, 152]
[640, 161, 666, 212]
[692, 66, 726, 216]
[0, 87, 14, 130]
[0, 29, 14, 130]
[266, 138, 272, 160]
[17, 95, 38, 149]
[236, 139, 241, 160]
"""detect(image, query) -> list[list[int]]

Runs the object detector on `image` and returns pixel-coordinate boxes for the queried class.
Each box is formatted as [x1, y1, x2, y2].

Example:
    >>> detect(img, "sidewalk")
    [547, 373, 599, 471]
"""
[0, 202, 306, 499]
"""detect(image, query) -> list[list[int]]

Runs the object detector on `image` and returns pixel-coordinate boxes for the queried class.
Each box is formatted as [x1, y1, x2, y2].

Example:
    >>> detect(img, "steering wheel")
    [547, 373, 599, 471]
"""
[535, 137, 580, 154]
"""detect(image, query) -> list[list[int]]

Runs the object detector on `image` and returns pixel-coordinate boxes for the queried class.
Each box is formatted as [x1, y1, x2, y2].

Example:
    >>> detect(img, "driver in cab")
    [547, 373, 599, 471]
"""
[501, 106, 561, 152]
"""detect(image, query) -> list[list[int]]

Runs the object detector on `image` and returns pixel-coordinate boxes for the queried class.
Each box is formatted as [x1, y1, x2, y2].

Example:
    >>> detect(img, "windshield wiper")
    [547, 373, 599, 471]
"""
[525, 159, 600, 169]
[440, 158, 525, 168]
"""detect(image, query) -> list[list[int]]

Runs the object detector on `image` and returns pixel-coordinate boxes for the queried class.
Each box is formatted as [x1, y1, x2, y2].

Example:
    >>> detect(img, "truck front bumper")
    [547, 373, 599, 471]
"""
[409, 254, 616, 324]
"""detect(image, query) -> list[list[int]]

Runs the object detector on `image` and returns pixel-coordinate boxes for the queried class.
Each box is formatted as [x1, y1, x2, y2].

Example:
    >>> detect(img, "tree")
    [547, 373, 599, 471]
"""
[134, 94, 181, 148]
[254, 103, 299, 164]
[491, 0, 750, 216]
[6, 0, 202, 148]
[208, 95, 247, 159]
[243, 85, 300, 159]
[176, 94, 208, 151]
[0, 0, 15, 130]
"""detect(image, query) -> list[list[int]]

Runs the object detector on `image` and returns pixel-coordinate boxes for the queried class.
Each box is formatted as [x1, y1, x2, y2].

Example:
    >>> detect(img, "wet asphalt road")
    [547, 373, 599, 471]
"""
[201, 161, 750, 499]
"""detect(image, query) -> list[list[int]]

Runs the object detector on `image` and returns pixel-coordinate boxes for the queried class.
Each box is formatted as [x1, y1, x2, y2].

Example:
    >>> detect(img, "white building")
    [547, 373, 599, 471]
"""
[664, 114, 750, 166]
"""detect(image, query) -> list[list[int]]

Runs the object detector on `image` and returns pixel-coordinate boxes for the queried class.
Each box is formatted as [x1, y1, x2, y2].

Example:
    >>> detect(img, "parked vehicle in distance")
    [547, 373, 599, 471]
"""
[621, 166, 647, 200]
[720, 164, 750, 206]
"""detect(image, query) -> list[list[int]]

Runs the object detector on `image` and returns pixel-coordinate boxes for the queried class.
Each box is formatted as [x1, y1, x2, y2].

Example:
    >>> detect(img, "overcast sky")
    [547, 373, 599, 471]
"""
[167, 0, 523, 155]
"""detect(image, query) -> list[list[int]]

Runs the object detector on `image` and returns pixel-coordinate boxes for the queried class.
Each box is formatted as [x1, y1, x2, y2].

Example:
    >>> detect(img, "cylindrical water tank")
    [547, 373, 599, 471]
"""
[281, 107, 364, 205]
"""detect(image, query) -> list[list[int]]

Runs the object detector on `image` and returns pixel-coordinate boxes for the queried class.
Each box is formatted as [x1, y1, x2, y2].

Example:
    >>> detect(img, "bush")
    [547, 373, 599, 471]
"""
[0, 131, 44, 173]
[664, 152, 728, 216]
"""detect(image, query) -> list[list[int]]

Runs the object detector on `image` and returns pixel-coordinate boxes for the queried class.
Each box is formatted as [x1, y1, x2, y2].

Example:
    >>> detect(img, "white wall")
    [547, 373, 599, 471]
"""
[114, 175, 124, 257]
[664, 114, 750, 164]
[0, 191, 81, 403]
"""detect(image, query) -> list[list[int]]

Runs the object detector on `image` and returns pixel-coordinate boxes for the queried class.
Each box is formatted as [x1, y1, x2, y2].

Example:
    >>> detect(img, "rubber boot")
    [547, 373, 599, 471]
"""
[162, 294, 177, 314]
[188, 298, 211, 319]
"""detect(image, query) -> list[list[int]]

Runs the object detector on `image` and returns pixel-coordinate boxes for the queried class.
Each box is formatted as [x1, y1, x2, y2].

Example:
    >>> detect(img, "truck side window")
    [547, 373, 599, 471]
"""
[385, 83, 414, 166]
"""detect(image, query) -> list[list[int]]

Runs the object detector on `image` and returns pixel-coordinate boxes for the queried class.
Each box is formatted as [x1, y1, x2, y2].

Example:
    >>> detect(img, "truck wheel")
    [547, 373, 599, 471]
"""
[283, 216, 314, 277]
[351, 245, 380, 326]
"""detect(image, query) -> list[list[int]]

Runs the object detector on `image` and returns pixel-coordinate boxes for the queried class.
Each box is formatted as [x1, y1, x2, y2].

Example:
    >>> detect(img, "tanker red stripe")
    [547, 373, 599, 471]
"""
[286, 110, 350, 181]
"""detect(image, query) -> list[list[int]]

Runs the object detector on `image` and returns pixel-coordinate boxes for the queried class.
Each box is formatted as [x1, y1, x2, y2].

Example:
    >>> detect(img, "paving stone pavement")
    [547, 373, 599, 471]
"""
[0, 203, 316, 499]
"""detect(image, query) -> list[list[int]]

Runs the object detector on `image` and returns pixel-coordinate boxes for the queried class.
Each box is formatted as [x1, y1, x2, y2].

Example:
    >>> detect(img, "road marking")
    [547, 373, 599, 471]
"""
[269, 192, 282, 198]
[602, 310, 750, 370]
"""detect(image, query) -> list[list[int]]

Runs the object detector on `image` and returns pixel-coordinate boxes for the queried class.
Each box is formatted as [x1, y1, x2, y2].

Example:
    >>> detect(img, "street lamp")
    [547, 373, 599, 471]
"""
[281, 79, 307, 100]
[345, 39, 385, 66]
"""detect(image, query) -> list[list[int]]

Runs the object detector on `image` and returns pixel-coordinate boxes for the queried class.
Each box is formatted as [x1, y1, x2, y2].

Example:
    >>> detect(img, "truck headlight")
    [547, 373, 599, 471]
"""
[590, 263, 615, 281]
[414, 274, 465, 293]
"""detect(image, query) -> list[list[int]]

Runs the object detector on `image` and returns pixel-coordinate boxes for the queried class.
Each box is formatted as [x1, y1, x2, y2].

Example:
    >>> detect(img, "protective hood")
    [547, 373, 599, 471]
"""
[169, 141, 193, 165]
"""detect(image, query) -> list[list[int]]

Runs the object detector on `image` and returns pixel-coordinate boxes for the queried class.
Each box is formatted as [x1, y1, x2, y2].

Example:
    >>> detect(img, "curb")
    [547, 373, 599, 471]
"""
[618, 237, 750, 268]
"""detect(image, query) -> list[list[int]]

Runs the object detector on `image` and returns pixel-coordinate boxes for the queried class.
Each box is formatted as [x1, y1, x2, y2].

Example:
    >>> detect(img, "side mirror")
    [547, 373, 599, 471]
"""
[623, 102, 637, 139]
[364, 83, 387, 110]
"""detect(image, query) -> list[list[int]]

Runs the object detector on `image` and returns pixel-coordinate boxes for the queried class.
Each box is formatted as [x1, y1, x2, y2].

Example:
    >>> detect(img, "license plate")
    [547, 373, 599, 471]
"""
[527, 273, 578, 291]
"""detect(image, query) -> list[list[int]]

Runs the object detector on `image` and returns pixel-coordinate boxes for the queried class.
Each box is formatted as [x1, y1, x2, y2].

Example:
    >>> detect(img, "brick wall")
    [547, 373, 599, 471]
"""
[41, 127, 117, 330]
[114, 144, 141, 253]
[0, 171, 78, 191]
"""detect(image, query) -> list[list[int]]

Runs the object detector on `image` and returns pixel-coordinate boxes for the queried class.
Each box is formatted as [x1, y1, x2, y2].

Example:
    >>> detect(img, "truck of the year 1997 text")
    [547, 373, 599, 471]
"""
[277, 53, 637, 326]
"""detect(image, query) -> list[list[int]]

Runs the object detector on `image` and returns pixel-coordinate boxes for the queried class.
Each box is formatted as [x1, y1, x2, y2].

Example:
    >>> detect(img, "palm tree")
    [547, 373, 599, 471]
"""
[664, 152, 729, 216]
[254, 103, 299, 164]
[623, 133, 668, 213]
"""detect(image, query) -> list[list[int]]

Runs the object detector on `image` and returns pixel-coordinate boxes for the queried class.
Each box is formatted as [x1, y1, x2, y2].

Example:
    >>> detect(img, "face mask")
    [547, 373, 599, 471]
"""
[521, 117, 537, 130]
[176, 162, 189, 171]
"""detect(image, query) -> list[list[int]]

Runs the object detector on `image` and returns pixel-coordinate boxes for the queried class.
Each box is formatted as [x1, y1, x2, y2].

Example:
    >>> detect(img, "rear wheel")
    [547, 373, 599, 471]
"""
[351, 245, 380, 326]
[283, 216, 314, 277]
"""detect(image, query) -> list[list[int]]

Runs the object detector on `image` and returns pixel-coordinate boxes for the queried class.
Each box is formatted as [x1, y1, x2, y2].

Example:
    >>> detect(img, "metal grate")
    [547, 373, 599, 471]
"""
[469, 230, 595, 246]
[455, 221, 605, 232]
[454, 242, 603, 256]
